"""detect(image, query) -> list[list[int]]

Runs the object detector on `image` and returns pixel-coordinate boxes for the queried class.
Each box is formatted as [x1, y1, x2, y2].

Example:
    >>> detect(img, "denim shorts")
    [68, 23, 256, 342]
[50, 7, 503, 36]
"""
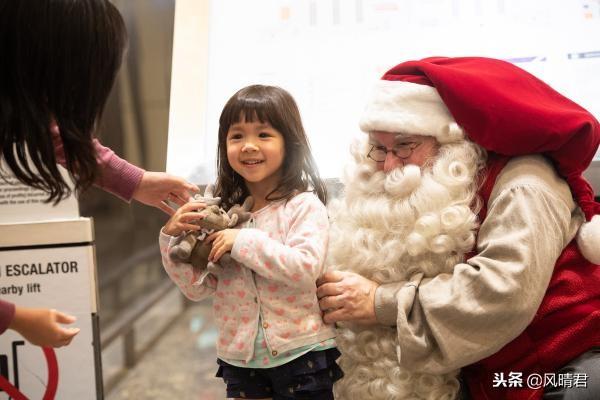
[216, 348, 343, 399]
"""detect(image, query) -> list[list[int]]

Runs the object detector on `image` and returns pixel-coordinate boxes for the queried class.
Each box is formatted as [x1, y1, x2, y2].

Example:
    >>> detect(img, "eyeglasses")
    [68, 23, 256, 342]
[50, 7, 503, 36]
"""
[367, 142, 422, 162]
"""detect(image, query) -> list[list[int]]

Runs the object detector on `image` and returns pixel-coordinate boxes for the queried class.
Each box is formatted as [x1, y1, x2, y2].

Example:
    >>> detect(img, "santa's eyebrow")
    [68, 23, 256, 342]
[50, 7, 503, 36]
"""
[393, 136, 418, 144]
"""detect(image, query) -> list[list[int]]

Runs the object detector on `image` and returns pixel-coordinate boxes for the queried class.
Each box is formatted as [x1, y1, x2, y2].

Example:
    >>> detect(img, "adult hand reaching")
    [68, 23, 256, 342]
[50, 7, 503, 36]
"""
[9, 307, 80, 348]
[317, 270, 379, 325]
[132, 171, 200, 216]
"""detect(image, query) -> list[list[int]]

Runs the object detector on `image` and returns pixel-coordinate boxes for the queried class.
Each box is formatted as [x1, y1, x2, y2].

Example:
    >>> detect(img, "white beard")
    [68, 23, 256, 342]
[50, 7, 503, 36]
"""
[328, 138, 486, 400]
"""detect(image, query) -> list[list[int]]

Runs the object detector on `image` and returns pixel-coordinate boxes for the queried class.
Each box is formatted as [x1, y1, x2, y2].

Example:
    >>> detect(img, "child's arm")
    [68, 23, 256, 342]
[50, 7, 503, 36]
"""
[159, 202, 217, 301]
[159, 231, 217, 300]
[232, 193, 329, 287]
[8, 305, 79, 348]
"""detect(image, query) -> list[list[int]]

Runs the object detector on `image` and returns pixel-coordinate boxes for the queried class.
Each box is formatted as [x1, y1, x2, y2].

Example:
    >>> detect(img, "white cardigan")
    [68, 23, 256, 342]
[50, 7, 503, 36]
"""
[159, 192, 336, 362]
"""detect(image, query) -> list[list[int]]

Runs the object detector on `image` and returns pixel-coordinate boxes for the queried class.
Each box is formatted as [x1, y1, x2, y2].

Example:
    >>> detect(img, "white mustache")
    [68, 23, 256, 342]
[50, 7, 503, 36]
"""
[383, 164, 422, 197]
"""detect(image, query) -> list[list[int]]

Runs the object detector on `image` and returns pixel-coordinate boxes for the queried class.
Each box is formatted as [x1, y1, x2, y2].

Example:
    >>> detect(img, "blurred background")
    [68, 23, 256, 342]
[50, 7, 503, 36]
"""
[79, 1, 222, 398]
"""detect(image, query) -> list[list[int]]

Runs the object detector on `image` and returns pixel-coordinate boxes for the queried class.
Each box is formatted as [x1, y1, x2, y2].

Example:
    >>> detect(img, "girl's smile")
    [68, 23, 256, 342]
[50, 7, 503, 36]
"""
[240, 158, 265, 166]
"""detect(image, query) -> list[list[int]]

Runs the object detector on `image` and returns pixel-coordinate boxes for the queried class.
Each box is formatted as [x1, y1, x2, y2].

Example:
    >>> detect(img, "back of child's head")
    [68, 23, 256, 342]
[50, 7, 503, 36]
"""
[0, 0, 127, 202]
[215, 85, 327, 208]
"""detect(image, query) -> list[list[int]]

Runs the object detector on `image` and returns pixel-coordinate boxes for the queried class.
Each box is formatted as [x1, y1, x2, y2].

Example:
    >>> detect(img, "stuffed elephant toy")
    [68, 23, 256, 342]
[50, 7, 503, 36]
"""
[168, 184, 254, 273]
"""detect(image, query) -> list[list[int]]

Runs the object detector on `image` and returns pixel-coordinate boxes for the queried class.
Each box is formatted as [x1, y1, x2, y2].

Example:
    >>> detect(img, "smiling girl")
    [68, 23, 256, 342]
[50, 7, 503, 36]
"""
[159, 85, 341, 399]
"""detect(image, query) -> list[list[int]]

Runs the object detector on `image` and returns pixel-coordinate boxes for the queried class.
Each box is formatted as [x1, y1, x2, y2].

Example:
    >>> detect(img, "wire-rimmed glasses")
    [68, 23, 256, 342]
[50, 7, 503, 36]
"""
[367, 142, 422, 162]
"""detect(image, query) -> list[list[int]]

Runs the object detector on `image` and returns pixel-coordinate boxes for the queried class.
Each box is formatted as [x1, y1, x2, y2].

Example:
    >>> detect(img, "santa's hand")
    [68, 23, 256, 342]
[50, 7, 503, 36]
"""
[316, 270, 379, 325]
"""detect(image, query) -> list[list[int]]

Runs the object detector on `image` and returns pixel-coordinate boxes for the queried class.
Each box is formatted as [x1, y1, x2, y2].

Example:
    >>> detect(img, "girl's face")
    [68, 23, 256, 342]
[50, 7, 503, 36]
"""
[226, 120, 285, 195]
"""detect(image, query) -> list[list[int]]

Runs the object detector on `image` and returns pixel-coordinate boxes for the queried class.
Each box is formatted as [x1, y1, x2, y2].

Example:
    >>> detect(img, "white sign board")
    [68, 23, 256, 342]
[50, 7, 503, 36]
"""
[0, 220, 100, 399]
[0, 160, 79, 224]
[168, 0, 600, 186]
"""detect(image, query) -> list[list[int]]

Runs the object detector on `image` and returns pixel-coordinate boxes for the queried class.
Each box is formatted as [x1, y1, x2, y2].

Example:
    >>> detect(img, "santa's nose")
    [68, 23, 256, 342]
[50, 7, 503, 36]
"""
[383, 153, 403, 173]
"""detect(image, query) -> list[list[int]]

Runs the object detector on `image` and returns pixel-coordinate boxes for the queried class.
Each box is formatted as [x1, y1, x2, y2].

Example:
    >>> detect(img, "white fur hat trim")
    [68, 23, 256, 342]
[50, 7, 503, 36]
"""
[359, 80, 463, 143]
[577, 214, 600, 264]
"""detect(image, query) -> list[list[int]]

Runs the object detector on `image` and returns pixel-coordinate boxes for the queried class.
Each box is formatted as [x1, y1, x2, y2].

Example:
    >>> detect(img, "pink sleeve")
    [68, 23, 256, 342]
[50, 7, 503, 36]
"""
[92, 140, 145, 202]
[231, 193, 329, 288]
[0, 299, 16, 334]
[51, 122, 145, 202]
[159, 230, 216, 301]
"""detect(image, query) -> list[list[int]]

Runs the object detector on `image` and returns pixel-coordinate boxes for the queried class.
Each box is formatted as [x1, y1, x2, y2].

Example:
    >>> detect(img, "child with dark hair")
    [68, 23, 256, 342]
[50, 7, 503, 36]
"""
[160, 85, 342, 399]
[0, 0, 198, 347]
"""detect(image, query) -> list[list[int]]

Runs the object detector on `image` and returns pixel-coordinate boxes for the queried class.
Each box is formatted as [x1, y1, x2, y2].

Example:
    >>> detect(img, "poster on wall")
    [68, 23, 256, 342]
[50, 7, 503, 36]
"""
[0, 220, 100, 400]
[168, 0, 600, 190]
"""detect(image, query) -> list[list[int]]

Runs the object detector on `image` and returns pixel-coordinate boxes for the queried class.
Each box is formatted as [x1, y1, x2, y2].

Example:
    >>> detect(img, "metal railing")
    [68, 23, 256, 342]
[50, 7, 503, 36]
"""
[98, 244, 187, 392]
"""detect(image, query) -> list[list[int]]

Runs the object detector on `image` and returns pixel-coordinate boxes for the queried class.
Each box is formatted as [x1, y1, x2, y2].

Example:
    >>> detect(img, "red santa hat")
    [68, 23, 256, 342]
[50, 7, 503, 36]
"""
[360, 56, 600, 264]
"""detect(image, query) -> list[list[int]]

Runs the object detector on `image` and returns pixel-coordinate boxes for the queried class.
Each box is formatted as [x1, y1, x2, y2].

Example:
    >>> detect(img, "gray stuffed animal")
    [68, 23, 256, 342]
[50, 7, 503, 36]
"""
[169, 184, 254, 272]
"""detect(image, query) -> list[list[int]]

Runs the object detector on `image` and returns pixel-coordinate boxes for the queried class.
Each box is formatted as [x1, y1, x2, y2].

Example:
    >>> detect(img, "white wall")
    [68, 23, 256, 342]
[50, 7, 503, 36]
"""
[168, 0, 600, 188]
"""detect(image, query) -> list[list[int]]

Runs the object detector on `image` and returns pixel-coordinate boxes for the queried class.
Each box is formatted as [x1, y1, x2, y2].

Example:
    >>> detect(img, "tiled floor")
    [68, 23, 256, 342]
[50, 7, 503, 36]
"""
[106, 300, 226, 400]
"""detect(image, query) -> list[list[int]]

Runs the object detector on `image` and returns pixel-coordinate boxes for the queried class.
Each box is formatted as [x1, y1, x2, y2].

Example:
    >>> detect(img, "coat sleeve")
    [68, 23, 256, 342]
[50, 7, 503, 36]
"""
[159, 230, 216, 301]
[90, 139, 145, 201]
[51, 123, 144, 201]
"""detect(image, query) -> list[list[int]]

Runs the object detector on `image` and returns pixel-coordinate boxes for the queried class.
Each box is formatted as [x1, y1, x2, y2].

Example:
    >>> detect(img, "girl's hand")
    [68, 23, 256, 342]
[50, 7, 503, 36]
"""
[316, 270, 379, 325]
[162, 201, 207, 236]
[206, 229, 240, 262]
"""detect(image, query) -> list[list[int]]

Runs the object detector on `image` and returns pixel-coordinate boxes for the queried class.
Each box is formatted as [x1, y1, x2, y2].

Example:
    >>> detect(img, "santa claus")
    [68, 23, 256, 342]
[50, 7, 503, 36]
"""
[317, 57, 600, 400]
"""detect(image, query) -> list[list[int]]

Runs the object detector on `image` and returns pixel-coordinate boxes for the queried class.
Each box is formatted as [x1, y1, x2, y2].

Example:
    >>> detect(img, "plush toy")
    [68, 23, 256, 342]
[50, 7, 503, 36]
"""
[168, 185, 254, 273]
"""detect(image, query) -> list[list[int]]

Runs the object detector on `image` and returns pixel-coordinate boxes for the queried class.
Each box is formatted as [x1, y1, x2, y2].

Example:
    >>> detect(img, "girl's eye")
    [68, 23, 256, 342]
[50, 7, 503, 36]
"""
[259, 132, 271, 138]
[228, 133, 243, 140]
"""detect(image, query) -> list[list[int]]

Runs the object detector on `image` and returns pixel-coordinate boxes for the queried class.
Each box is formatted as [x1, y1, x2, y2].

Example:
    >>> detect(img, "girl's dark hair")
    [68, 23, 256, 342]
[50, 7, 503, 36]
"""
[0, 0, 127, 203]
[215, 85, 327, 208]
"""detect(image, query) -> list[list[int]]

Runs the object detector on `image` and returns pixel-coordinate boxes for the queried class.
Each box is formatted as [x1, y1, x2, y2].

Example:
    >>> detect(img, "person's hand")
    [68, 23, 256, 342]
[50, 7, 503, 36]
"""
[162, 201, 207, 237]
[206, 229, 240, 262]
[132, 171, 200, 216]
[9, 306, 80, 348]
[316, 270, 379, 325]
